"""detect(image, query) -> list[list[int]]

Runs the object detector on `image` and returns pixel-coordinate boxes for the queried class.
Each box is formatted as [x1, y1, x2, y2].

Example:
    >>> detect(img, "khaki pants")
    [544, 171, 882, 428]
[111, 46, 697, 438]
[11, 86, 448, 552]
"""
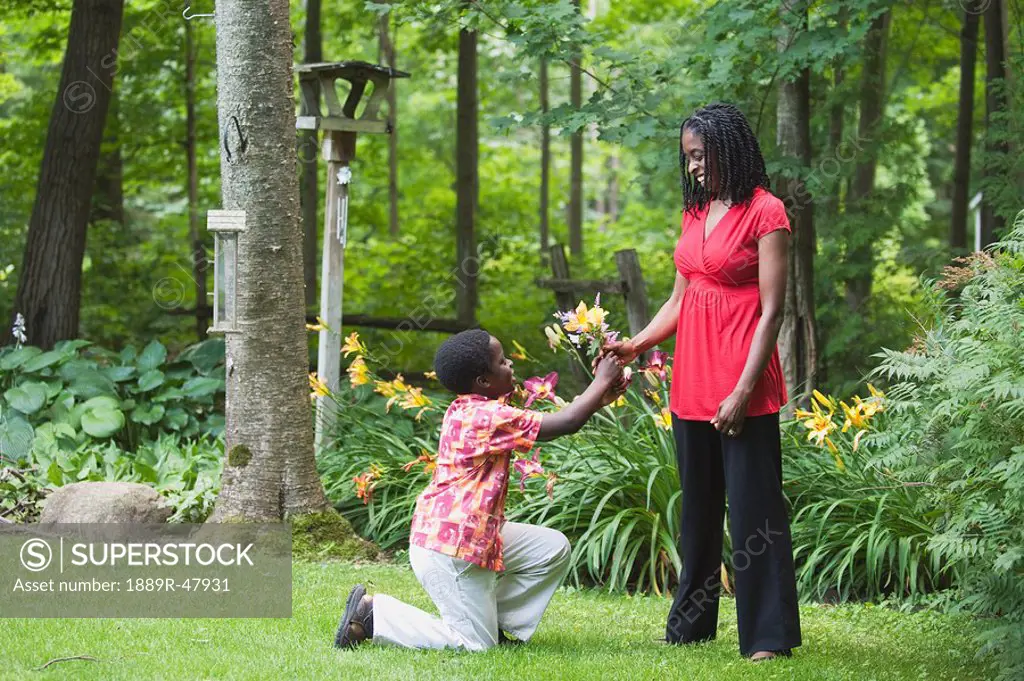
[373, 522, 572, 651]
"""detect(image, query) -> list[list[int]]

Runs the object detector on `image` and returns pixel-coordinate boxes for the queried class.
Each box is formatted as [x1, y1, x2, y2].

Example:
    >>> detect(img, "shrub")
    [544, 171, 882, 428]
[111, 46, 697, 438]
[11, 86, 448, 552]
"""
[783, 390, 953, 604]
[863, 217, 1024, 680]
[0, 434, 222, 523]
[0, 337, 225, 460]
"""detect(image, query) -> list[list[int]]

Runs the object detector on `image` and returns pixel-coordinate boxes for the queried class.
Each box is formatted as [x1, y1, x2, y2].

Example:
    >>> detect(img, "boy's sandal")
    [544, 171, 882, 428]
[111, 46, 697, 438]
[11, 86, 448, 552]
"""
[335, 584, 374, 649]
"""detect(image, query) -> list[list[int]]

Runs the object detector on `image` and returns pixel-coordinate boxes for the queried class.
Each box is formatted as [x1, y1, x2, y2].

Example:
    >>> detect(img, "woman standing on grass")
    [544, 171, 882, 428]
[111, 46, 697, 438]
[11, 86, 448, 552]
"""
[601, 102, 802, 661]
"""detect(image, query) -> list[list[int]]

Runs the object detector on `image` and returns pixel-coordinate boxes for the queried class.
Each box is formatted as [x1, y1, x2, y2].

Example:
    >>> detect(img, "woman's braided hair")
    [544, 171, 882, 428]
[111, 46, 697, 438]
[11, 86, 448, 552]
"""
[679, 102, 770, 216]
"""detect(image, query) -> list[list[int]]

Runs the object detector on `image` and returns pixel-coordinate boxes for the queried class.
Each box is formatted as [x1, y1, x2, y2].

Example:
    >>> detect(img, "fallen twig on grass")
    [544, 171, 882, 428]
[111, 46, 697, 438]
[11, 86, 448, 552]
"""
[34, 655, 99, 671]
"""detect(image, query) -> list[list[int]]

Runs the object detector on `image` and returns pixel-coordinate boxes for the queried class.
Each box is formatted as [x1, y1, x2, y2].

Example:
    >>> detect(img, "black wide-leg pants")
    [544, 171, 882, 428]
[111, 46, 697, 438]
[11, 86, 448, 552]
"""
[665, 413, 802, 656]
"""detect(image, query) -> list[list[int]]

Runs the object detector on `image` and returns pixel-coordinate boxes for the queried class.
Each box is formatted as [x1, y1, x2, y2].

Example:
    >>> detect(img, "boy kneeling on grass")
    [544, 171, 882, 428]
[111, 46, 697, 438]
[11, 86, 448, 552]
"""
[335, 329, 626, 651]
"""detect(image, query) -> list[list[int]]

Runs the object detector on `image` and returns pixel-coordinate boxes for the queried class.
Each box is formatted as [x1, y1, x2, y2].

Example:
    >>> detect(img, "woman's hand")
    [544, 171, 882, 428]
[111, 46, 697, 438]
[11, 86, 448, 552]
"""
[594, 339, 640, 370]
[710, 389, 751, 438]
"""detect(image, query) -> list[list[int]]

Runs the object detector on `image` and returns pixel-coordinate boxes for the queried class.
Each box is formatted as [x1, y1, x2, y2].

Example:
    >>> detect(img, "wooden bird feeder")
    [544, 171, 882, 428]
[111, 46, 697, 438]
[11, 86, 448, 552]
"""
[206, 210, 246, 334]
[295, 61, 409, 449]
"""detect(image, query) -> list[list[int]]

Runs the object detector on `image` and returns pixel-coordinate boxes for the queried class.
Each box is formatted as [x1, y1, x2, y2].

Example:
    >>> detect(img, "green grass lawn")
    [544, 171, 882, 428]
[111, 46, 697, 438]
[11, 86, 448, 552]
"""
[1, 560, 990, 680]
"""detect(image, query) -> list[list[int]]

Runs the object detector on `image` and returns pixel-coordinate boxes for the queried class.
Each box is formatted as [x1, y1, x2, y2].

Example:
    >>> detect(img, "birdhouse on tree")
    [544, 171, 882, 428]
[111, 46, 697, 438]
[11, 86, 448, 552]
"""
[206, 210, 246, 334]
[294, 61, 409, 450]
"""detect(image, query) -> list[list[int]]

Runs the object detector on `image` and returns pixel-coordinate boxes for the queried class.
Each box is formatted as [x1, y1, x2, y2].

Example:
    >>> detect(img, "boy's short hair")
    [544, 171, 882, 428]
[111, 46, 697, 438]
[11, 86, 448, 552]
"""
[434, 329, 492, 394]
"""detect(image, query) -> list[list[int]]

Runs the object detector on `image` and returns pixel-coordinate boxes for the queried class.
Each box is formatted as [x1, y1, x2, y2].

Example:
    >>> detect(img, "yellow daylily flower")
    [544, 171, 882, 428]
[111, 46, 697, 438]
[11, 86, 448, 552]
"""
[402, 449, 437, 474]
[563, 301, 593, 334]
[342, 331, 366, 358]
[545, 324, 566, 351]
[645, 389, 662, 405]
[510, 340, 530, 361]
[586, 303, 607, 328]
[798, 400, 838, 449]
[398, 387, 432, 419]
[653, 408, 672, 430]
[812, 389, 836, 413]
[840, 400, 870, 433]
[376, 374, 411, 411]
[308, 372, 330, 399]
[347, 356, 371, 387]
[867, 383, 885, 399]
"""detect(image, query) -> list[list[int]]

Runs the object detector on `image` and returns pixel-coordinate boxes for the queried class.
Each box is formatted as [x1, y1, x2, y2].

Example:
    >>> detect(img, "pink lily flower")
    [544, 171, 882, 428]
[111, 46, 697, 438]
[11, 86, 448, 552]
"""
[514, 452, 546, 492]
[643, 350, 669, 383]
[522, 371, 559, 408]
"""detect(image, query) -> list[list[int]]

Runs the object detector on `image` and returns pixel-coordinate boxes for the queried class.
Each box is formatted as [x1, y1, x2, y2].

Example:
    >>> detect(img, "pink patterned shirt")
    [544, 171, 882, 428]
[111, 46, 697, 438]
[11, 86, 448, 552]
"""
[409, 394, 543, 571]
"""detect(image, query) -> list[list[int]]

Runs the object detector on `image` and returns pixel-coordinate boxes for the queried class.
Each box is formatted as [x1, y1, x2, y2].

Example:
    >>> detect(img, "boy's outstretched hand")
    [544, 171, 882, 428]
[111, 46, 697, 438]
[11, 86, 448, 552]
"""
[537, 355, 626, 441]
[594, 354, 624, 385]
[599, 372, 630, 407]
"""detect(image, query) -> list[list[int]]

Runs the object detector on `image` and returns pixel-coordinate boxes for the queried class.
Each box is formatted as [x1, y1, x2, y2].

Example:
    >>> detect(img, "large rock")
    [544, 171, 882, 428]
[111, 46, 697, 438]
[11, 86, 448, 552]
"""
[39, 482, 172, 524]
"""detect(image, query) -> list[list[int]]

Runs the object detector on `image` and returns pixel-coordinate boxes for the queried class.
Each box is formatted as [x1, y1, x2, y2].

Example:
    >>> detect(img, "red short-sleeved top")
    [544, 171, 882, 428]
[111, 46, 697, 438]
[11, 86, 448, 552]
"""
[670, 187, 791, 421]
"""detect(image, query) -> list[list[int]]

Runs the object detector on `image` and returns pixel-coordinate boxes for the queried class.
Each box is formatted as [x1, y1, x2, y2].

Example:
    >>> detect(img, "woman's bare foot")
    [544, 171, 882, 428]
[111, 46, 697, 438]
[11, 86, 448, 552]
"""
[750, 649, 791, 662]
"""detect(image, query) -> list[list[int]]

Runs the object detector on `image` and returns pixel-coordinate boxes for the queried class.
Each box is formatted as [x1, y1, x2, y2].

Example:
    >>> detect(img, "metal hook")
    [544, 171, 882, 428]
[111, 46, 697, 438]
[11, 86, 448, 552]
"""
[183, 5, 215, 20]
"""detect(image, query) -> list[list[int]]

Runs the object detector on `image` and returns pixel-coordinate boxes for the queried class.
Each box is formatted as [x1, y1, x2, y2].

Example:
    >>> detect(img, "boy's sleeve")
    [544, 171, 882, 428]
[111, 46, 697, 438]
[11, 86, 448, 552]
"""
[490, 403, 543, 455]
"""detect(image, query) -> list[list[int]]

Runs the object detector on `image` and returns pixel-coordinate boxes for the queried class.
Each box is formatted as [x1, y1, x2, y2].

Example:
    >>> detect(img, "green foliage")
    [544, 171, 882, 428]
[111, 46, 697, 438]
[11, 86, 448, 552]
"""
[0, 435, 223, 523]
[783, 417, 953, 604]
[863, 216, 1024, 679]
[0, 338, 225, 459]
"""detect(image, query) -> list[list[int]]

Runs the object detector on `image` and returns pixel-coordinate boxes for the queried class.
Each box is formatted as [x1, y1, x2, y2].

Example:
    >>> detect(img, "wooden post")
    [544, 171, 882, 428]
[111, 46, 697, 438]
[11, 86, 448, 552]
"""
[615, 249, 650, 339]
[549, 244, 575, 311]
[315, 130, 356, 450]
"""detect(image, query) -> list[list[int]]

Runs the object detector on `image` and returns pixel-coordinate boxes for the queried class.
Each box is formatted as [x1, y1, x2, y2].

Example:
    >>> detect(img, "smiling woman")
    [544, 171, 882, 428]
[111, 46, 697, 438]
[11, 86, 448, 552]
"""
[600, 102, 800, 662]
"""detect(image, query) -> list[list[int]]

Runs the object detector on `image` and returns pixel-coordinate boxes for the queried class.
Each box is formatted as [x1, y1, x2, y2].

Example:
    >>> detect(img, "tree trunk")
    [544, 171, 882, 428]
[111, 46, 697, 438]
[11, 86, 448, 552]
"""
[844, 9, 890, 313]
[980, 0, 1008, 246]
[776, 0, 818, 411]
[185, 11, 207, 340]
[91, 91, 124, 228]
[827, 6, 847, 218]
[10, 0, 124, 348]
[210, 0, 330, 521]
[569, 0, 584, 259]
[379, 11, 399, 238]
[539, 57, 550, 263]
[456, 25, 478, 325]
[299, 0, 322, 310]
[606, 154, 619, 223]
[951, 3, 980, 252]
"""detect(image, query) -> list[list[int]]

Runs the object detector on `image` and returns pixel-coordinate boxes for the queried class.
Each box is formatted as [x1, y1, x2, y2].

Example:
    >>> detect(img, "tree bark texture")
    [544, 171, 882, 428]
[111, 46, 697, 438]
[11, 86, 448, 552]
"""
[539, 57, 550, 263]
[186, 11, 208, 340]
[299, 0, 322, 309]
[210, 0, 330, 521]
[569, 0, 584, 258]
[844, 9, 890, 313]
[951, 3, 980, 251]
[456, 26, 478, 325]
[827, 5, 847, 218]
[380, 11, 400, 238]
[11, 0, 124, 348]
[776, 0, 819, 411]
[981, 0, 1008, 246]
